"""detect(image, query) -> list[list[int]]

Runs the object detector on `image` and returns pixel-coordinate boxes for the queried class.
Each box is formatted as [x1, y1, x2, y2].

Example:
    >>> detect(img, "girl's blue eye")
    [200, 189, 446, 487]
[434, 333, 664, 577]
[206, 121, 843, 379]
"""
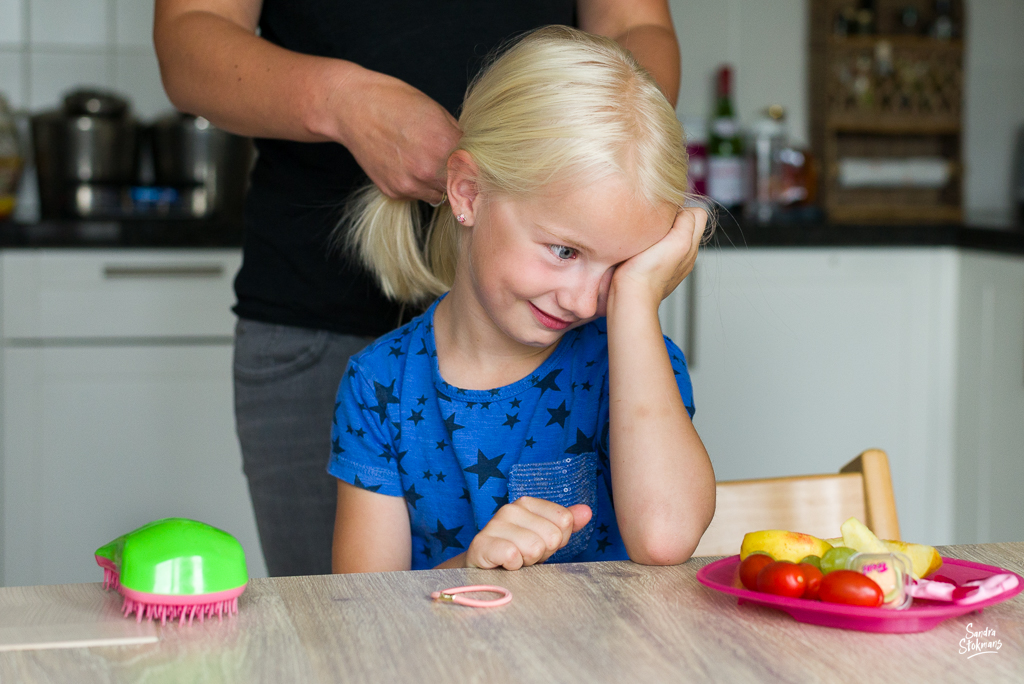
[550, 245, 577, 261]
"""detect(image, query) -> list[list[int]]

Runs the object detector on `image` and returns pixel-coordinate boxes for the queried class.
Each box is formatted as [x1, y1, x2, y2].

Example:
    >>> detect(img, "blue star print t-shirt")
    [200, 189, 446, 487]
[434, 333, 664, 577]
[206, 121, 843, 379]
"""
[327, 297, 695, 569]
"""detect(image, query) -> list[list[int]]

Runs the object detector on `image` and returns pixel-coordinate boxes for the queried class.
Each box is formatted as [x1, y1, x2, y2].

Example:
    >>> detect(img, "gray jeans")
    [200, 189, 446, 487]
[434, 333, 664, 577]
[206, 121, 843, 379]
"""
[233, 318, 370, 576]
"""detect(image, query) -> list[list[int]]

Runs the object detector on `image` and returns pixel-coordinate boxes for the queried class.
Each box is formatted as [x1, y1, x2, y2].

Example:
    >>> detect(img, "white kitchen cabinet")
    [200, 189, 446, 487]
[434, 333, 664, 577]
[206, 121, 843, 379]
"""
[952, 252, 1024, 545]
[661, 246, 1024, 547]
[0, 249, 267, 586]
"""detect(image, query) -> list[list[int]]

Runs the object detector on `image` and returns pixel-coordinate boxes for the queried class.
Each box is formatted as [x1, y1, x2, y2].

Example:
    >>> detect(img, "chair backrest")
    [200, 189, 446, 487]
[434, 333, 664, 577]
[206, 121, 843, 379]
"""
[692, 449, 900, 557]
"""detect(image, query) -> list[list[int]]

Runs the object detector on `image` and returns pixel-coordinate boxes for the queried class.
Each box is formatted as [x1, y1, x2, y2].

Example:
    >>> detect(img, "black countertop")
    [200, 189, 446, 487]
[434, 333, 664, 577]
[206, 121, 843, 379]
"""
[0, 219, 243, 249]
[2, 215, 1023, 255]
[706, 213, 1024, 256]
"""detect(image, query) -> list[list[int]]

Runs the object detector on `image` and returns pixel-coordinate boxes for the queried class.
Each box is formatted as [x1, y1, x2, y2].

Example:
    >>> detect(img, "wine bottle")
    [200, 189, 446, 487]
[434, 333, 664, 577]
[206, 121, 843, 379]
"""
[707, 66, 745, 211]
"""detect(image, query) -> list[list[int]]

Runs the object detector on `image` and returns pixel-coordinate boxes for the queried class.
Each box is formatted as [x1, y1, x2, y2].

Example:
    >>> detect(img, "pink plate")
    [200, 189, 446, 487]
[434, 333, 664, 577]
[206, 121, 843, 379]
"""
[696, 555, 1023, 633]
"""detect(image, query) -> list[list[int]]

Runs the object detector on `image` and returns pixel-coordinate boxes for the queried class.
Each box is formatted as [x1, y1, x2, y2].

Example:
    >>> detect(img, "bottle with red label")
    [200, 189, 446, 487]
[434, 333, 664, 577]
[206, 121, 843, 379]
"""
[684, 117, 708, 196]
[707, 65, 745, 211]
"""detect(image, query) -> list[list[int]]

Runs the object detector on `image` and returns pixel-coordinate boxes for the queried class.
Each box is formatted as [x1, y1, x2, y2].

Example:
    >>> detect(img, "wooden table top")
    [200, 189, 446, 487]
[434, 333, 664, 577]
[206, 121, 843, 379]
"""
[2, 542, 1022, 683]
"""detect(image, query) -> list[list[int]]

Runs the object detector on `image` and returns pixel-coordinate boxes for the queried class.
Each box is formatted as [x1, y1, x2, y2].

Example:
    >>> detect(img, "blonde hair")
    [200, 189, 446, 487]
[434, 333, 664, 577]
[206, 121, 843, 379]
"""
[340, 25, 694, 305]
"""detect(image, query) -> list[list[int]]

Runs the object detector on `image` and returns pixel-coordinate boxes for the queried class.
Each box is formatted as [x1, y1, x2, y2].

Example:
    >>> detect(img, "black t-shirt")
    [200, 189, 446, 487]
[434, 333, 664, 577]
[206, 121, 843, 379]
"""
[234, 1, 577, 336]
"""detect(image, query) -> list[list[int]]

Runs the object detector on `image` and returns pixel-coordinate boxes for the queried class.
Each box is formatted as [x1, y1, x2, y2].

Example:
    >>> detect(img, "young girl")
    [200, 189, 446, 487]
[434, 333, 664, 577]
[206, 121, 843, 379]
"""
[329, 26, 715, 572]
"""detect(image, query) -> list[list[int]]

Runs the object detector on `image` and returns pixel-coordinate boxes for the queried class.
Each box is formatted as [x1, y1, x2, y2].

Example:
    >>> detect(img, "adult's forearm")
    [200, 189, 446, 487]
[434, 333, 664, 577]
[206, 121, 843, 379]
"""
[153, 8, 355, 143]
[612, 24, 681, 106]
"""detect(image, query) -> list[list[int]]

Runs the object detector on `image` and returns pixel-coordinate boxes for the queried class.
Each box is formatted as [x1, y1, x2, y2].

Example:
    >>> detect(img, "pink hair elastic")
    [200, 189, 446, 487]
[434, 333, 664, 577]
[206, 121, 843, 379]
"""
[430, 585, 512, 608]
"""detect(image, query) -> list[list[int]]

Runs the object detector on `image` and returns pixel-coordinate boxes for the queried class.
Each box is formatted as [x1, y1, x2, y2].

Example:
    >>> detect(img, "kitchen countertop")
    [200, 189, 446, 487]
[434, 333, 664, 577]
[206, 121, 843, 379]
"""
[0, 219, 243, 249]
[2, 216, 1023, 255]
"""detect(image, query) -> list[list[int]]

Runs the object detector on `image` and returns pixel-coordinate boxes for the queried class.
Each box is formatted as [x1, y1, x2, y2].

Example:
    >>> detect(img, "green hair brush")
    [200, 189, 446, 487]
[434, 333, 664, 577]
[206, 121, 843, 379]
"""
[95, 518, 248, 625]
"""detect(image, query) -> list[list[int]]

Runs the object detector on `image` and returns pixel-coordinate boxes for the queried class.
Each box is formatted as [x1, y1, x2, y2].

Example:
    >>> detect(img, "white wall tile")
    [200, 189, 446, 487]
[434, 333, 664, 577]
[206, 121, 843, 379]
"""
[30, 0, 108, 47]
[963, 0, 1024, 220]
[671, 0, 807, 146]
[29, 50, 109, 109]
[114, 0, 153, 48]
[114, 47, 170, 119]
[0, 48, 24, 107]
[0, 0, 25, 45]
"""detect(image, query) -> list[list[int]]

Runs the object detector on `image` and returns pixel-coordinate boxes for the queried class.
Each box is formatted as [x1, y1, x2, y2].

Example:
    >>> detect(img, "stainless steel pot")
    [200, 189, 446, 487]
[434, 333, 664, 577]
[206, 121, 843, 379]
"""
[32, 89, 138, 218]
[151, 112, 253, 221]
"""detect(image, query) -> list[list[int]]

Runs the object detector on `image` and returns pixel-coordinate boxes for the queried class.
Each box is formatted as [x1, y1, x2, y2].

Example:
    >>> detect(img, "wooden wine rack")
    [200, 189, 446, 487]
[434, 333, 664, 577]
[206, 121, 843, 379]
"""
[809, 0, 965, 223]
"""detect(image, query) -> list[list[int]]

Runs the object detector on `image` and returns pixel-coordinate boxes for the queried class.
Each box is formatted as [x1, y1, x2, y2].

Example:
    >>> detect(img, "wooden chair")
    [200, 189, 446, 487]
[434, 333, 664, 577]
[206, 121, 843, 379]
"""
[692, 449, 900, 557]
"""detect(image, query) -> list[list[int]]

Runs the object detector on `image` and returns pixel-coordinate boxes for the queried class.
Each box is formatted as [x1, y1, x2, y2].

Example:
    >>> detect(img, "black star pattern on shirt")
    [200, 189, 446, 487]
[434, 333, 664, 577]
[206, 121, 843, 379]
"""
[503, 413, 521, 429]
[416, 340, 430, 356]
[585, 360, 596, 368]
[378, 448, 408, 475]
[492, 493, 509, 514]
[596, 536, 611, 553]
[437, 391, 452, 403]
[581, 381, 592, 391]
[346, 425, 354, 435]
[571, 382, 577, 391]
[354, 428, 366, 438]
[410, 409, 424, 425]
[366, 380, 400, 424]
[331, 437, 344, 455]
[465, 401, 476, 409]
[423, 545, 433, 560]
[388, 345, 402, 358]
[565, 428, 594, 455]
[546, 400, 570, 428]
[510, 398, 521, 409]
[435, 470, 446, 483]
[404, 484, 424, 509]
[417, 395, 428, 405]
[532, 369, 562, 397]
[443, 412, 465, 436]
[436, 440, 448, 451]
[347, 367, 357, 378]
[459, 487, 471, 502]
[352, 475, 381, 493]
[425, 322, 433, 333]
[524, 436, 537, 448]
[479, 402, 491, 410]
[464, 449, 506, 488]
[489, 389, 501, 396]
[423, 469, 433, 481]
[392, 420, 402, 440]
[431, 520, 465, 552]
[598, 523, 609, 534]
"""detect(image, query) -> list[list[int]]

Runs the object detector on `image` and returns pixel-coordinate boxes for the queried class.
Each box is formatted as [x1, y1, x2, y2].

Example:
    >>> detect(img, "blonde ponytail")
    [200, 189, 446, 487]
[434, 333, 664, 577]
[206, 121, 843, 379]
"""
[339, 185, 459, 304]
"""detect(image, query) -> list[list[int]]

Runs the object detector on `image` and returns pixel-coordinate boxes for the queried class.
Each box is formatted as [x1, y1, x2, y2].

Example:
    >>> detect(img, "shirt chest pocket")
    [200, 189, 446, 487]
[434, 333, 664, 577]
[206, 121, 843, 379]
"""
[508, 452, 598, 562]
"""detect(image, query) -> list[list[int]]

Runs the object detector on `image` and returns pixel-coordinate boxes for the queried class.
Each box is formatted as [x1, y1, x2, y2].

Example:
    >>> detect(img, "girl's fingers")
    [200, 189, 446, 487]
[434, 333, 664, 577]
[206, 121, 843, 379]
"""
[506, 497, 577, 549]
[472, 536, 524, 571]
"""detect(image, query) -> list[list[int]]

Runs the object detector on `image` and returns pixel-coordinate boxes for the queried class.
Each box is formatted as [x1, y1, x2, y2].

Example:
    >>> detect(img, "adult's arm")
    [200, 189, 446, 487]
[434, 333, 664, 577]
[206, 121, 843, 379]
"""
[577, 0, 681, 106]
[153, 0, 459, 201]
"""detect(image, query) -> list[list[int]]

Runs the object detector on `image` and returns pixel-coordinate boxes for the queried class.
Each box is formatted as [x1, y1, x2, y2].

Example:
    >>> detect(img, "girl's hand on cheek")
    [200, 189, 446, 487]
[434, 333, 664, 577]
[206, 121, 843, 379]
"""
[466, 498, 592, 570]
[611, 207, 707, 306]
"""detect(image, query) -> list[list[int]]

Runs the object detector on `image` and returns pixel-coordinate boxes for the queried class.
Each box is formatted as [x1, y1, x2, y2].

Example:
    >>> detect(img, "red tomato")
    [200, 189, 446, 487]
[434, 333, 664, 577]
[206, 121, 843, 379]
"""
[739, 553, 775, 590]
[819, 570, 884, 607]
[756, 561, 807, 598]
[799, 562, 824, 600]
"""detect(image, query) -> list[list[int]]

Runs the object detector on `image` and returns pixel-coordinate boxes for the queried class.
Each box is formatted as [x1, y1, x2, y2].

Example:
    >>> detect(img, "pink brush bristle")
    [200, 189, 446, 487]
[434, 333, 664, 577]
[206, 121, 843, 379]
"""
[121, 596, 240, 626]
[102, 567, 120, 591]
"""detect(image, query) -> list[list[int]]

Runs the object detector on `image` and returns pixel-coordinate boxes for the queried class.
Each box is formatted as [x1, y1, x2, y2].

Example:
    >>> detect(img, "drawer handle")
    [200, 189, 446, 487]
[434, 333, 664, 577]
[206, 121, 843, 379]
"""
[103, 264, 225, 279]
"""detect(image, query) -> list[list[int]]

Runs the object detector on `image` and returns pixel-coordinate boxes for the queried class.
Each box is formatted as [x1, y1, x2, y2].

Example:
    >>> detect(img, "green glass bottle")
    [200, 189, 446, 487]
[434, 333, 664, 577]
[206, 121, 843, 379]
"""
[707, 66, 745, 211]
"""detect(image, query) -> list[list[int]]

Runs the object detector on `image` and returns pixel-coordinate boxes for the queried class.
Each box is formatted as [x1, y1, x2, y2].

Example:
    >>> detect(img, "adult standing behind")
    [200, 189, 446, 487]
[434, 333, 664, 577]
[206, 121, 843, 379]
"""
[153, 0, 682, 577]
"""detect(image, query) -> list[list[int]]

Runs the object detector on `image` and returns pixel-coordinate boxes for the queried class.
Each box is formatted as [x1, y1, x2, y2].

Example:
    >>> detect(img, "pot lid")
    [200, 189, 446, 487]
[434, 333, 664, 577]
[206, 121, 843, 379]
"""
[63, 89, 129, 117]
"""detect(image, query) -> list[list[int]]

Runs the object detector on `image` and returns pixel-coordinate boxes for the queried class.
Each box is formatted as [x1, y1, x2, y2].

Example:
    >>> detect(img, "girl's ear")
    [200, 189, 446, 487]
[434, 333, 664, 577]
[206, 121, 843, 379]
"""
[446, 150, 480, 226]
